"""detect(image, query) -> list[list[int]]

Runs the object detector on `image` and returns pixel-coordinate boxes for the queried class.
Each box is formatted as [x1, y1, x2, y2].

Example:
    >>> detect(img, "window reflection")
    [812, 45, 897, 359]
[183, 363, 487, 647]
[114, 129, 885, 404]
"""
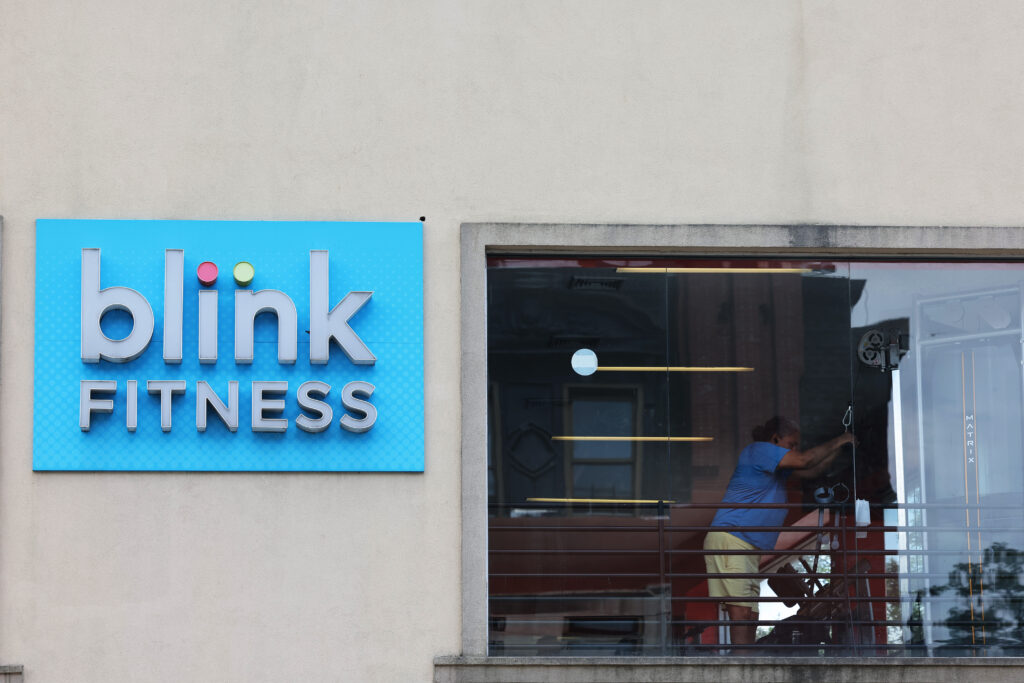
[487, 257, 1024, 657]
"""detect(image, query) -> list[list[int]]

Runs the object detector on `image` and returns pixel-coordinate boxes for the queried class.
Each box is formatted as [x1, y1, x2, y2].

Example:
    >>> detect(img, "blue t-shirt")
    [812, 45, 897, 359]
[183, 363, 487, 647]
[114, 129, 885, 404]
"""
[710, 441, 792, 550]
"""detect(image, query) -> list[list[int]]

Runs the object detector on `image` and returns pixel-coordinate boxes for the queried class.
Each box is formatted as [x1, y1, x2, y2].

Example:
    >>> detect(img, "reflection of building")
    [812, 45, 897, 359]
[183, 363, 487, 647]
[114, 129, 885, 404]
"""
[911, 284, 1024, 653]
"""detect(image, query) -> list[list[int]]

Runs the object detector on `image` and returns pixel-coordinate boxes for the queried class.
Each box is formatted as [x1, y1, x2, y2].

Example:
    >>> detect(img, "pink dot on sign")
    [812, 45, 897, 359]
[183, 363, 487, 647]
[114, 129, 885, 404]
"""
[197, 262, 218, 286]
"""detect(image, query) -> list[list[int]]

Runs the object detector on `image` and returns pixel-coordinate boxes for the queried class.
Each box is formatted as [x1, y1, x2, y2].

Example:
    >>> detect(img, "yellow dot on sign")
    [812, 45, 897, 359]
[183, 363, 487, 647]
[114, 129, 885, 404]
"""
[233, 261, 255, 287]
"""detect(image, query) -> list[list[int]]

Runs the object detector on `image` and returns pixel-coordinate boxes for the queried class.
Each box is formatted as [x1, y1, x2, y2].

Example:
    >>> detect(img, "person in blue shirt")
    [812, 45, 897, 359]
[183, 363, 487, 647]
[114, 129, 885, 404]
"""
[703, 416, 854, 647]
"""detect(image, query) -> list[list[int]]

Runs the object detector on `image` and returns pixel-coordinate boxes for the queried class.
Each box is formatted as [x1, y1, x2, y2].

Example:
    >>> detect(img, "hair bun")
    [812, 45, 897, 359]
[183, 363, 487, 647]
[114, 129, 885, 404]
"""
[752, 416, 798, 443]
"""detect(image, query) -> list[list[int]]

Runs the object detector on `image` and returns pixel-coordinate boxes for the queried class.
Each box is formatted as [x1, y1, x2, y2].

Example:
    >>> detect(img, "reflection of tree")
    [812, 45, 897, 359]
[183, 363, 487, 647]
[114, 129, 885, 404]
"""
[885, 560, 926, 652]
[930, 542, 1024, 655]
[885, 560, 902, 644]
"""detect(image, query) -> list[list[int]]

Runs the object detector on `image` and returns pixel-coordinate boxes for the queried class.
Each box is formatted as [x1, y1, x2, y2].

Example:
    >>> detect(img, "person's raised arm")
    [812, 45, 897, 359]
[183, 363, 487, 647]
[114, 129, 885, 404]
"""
[777, 432, 854, 473]
[788, 447, 844, 479]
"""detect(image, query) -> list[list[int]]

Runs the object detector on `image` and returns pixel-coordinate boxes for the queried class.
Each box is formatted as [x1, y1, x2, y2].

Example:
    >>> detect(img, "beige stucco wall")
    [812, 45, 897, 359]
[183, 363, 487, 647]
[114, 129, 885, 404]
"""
[3, 2, 1024, 682]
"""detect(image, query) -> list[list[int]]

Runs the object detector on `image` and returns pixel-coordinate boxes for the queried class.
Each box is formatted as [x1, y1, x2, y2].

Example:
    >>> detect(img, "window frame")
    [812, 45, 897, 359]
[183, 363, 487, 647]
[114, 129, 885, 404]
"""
[459, 222, 1024, 657]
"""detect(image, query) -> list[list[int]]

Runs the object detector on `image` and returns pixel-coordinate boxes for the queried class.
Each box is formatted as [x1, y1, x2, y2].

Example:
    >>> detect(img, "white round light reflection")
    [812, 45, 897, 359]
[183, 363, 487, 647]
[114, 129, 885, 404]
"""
[571, 348, 599, 376]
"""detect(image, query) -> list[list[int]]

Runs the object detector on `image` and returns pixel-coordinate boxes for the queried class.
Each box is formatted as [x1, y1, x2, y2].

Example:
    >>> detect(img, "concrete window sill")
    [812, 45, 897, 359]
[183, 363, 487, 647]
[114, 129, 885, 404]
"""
[434, 656, 1024, 683]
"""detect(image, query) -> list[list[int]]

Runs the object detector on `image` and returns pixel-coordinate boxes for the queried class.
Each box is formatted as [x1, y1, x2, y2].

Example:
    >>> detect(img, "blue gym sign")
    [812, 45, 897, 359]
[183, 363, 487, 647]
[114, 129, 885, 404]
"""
[33, 219, 424, 471]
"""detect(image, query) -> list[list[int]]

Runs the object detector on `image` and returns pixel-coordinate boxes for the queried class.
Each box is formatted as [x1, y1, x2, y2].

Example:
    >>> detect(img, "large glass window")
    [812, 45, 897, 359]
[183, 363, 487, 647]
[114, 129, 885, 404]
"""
[486, 256, 1024, 656]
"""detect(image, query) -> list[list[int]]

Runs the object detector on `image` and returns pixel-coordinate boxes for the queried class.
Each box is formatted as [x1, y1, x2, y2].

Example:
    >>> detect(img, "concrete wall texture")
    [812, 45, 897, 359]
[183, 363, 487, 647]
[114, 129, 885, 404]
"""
[2, 2, 1024, 681]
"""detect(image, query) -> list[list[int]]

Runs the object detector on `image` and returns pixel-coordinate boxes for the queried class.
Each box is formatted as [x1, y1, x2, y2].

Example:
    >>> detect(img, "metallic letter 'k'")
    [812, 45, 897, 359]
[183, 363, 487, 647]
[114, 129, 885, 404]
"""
[309, 250, 376, 365]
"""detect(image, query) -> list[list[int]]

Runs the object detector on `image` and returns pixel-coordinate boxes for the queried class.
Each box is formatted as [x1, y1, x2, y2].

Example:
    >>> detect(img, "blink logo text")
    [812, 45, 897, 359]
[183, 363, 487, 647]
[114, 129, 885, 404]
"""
[79, 248, 378, 435]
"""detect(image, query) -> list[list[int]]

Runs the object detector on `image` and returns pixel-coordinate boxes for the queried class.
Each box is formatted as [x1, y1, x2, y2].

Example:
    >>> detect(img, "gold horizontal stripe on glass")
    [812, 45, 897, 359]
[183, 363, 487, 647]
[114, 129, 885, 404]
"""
[597, 366, 753, 372]
[616, 267, 811, 274]
[552, 436, 713, 442]
[527, 497, 676, 504]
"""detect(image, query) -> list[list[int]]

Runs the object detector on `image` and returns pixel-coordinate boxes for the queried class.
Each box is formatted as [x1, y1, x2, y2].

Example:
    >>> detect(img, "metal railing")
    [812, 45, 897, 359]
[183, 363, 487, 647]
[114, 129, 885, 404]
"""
[487, 500, 1024, 657]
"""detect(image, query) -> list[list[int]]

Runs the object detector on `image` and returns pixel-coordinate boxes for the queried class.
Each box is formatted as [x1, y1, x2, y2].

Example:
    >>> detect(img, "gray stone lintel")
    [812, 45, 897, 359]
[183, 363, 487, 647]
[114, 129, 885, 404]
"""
[464, 222, 1024, 256]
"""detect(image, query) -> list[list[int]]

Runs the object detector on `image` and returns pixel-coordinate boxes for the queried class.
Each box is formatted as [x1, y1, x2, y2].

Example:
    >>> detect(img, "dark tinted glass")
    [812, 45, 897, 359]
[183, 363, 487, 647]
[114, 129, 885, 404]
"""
[487, 256, 1024, 656]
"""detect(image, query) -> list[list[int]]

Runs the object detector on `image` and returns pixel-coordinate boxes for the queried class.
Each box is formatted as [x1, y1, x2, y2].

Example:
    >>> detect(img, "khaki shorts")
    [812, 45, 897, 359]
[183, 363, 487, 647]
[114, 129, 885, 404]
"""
[703, 530, 761, 612]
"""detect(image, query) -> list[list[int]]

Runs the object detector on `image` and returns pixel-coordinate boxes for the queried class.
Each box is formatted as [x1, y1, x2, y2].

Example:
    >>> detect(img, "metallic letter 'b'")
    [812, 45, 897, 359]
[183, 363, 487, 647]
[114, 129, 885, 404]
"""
[309, 250, 376, 365]
[81, 249, 155, 363]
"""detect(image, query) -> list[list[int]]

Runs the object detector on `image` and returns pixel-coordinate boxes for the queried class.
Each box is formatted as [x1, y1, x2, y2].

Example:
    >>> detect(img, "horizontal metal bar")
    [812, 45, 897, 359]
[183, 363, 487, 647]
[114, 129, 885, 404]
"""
[663, 572, 897, 579]
[490, 526, 662, 532]
[493, 568, 904, 580]
[665, 548, 1003, 556]
[663, 525, 844, 532]
[491, 502, 1024, 510]
[489, 573, 663, 577]
[495, 618, 925, 627]
[672, 596, 946, 604]
[660, 525, 1024, 533]
[490, 524, 1024, 535]
[527, 497, 677, 504]
[919, 328, 1022, 346]
[490, 548, 1005, 557]
[615, 267, 812, 274]
[490, 593, 975, 602]
[494, 503, 834, 509]
[491, 549, 662, 555]
[492, 590, 910, 603]
[661, 571, 1005, 581]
